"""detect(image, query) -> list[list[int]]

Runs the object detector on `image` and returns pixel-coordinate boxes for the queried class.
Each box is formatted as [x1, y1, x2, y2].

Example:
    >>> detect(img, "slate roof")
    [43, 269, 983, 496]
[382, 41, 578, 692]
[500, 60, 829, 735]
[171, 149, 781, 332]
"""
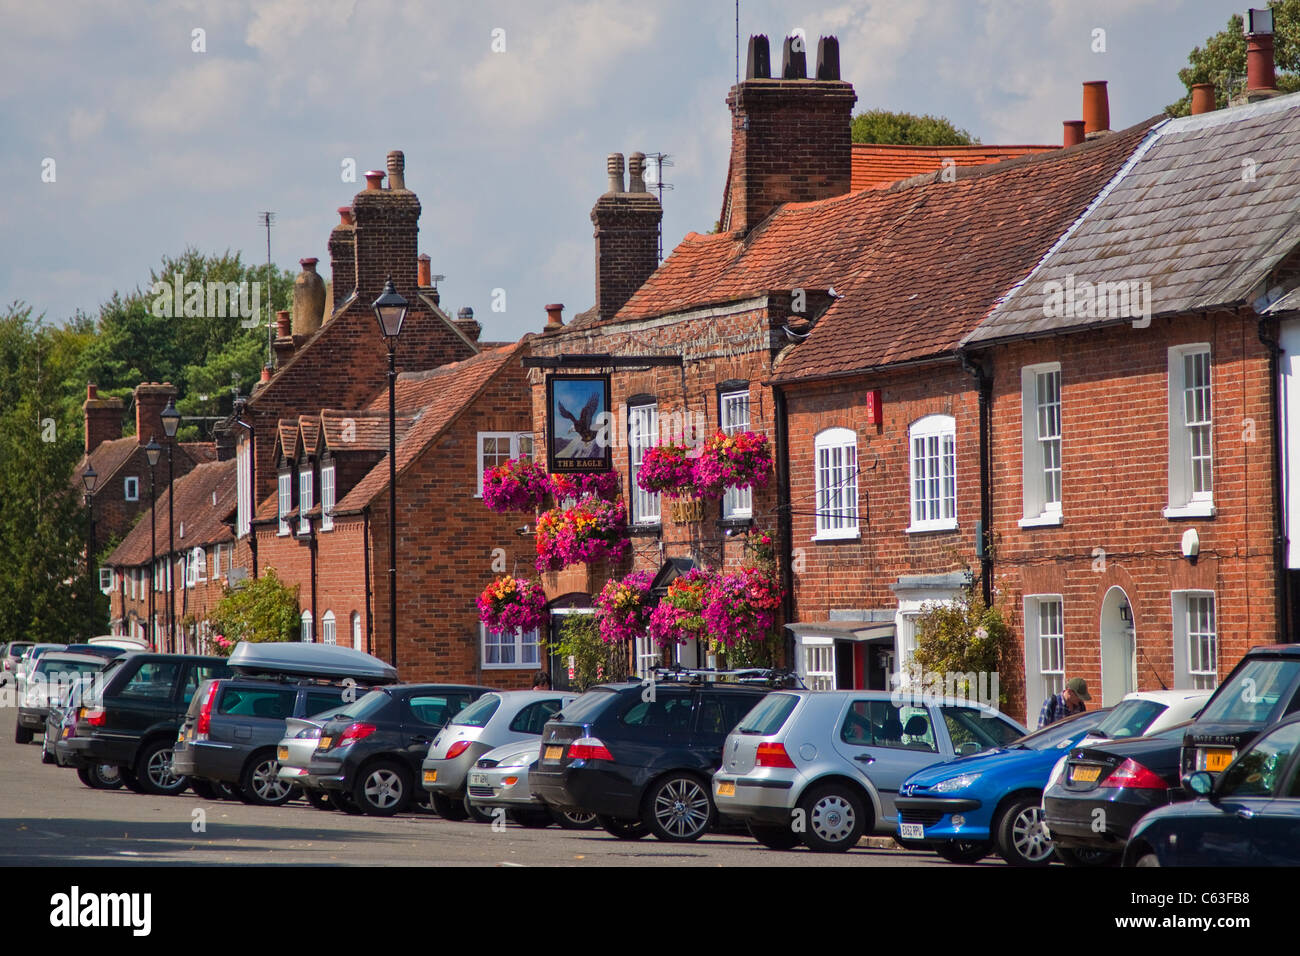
[850, 143, 1057, 191]
[108, 459, 237, 567]
[967, 91, 1300, 346]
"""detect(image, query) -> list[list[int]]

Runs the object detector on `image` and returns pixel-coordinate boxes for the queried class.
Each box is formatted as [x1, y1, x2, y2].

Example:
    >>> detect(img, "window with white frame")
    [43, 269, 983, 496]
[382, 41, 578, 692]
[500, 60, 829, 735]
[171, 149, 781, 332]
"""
[477, 432, 529, 497]
[1166, 345, 1214, 517]
[186, 547, 205, 587]
[1021, 364, 1062, 526]
[628, 403, 660, 525]
[299, 464, 313, 534]
[322, 610, 336, 646]
[351, 611, 362, 651]
[720, 389, 753, 519]
[1023, 596, 1065, 723]
[320, 462, 335, 531]
[236, 439, 252, 538]
[1172, 591, 1217, 689]
[277, 471, 291, 536]
[300, 610, 313, 643]
[908, 414, 957, 532]
[124, 476, 139, 502]
[481, 624, 541, 668]
[800, 637, 836, 691]
[814, 427, 859, 539]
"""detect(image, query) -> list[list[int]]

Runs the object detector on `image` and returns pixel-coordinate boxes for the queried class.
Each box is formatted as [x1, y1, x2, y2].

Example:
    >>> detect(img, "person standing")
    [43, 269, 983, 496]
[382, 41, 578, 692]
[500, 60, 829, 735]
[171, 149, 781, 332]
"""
[1038, 677, 1090, 729]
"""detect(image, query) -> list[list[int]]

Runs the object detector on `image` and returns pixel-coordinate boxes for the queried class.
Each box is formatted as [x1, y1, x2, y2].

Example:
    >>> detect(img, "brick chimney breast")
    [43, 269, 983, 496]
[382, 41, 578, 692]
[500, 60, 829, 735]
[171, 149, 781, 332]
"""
[133, 382, 178, 446]
[591, 151, 663, 321]
[352, 155, 420, 300]
[329, 206, 356, 310]
[83, 383, 124, 454]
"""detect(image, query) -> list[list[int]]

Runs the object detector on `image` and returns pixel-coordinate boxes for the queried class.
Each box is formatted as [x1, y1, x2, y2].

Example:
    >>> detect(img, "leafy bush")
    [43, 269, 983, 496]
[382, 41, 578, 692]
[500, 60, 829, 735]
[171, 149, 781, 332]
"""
[851, 110, 978, 146]
[909, 586, 1010, 705]
[548, 613, 629, 691]
[207, 568, 301, 651]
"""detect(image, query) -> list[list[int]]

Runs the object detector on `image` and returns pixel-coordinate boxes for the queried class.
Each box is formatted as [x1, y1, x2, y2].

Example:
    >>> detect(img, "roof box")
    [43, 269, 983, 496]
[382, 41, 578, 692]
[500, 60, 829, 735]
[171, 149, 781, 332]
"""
[227, 641, 399, 684]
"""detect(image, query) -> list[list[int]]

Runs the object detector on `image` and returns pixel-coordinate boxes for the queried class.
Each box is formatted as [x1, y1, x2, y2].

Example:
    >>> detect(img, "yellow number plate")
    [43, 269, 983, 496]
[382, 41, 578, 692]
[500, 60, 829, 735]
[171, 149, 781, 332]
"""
[277, 747, 289, 761]
[1070, 765, 1102, 783]
[717, 781, 736, 797]
[545, 745, 563, 761]
[1204, 749, 1235, 773]
[424, 770, 437, 783]
[319, 737, 332, 750]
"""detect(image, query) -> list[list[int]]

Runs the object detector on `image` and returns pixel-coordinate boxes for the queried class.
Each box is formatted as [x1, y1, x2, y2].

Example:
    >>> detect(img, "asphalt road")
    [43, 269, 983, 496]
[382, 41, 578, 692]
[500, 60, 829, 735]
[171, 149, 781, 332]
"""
[0, 703, 959, 867]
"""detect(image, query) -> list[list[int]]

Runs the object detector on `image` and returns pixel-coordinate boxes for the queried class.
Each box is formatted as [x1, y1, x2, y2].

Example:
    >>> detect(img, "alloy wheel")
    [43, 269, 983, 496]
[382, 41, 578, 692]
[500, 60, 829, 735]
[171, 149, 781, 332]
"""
[1009, 805, 1054, 864]
[651, 777, 712, 840]
[250, 759, 292, 803]
[146, 747, 184, 792]
[363, 768, 403, 811]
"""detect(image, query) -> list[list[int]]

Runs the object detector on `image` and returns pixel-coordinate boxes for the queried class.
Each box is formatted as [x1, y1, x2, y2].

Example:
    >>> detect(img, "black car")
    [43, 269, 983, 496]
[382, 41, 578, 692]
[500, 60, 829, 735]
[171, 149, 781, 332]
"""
[301, 684, 491, 816]
[529, 678, 773, 842]
[1124, 711, 1300, 866]
[58, 653, 231, 795]
[1179, 645, 1300, 781]
[1043, 721, 1193, 865]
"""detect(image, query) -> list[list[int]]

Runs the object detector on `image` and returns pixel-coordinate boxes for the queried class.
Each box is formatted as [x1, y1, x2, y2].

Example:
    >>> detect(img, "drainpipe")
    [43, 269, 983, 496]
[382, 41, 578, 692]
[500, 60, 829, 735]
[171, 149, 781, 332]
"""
[772, 383, 797, 667]
[958, 350, 994, 606]
[1258, 317, 1290, 638]
[363, 506, 374, 655]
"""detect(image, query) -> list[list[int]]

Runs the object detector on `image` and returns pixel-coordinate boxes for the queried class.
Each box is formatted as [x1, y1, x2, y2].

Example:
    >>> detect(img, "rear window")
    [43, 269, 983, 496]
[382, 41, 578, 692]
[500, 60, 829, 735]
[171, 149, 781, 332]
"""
[1014, 709, 1108, 750]
[552, 688, 618, 724]
[452, 694, 502, 728]
[330, 690, 395, 722]
[35, 659, 103, 678]
[117, 661, 181, 700]
[618, 693, 693, 732]
[1199, 658, 1300, 725]
[218, 686, 296, 719]
[737, 694, 800, 735]
[303, 689, 346, 716]
[406, 693, 476, 727]
[509, 698, 565, 735]
[1093, 699, 1167, 739]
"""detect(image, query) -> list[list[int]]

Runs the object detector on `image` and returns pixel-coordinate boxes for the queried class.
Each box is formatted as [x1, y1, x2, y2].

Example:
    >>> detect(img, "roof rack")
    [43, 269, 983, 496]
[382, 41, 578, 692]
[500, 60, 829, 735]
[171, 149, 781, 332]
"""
[647, 665, 806, 689]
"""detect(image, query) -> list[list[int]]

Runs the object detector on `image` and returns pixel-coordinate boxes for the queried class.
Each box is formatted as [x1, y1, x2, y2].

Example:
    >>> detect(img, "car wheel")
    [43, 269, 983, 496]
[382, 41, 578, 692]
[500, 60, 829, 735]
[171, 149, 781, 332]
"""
[1134, 852, 1161, 867]
[90, 763, 123, 790]
[430, 792, 468, 821]
[119, 766, 147, 793]
[353, 761, 412, 816]
[550, 807, 599, 830]
[463, 790, 497, 824]
[798, 784, 867, 853]
[41, 742, 55, 764]
[995, 797, 1055, 867]
[747, 821, 801, 850]
[303, 788, 333, 811]
[935, 840, 993, 864]
[135, 740, 189, 796]
[597, 814, 650, 840]
[1055, 846, 1120, 867]
[76, 766, 99, 789]
[14, 724, 32, 744]
[643, 774, 715, 842]
[334, 790, 365, 815]
[508, 809, 553, 828]
[240, 752, 297, 807]
[189, 778, 220, 800]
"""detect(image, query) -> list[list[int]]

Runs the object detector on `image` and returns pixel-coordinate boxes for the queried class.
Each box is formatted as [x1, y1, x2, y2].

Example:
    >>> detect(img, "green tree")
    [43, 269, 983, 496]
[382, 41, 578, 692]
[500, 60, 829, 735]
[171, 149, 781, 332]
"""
[1167, 2, 1300, 115]
[851, 110, 978, 146]
[206, 567, 302, 652]
[909, 584, 1011, 707]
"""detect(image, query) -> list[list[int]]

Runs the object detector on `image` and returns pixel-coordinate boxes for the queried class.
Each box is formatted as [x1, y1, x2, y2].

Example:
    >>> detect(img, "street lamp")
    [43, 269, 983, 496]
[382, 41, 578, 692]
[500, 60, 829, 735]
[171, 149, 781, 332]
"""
[372, 276, 408, 667]
[81, 464, 98, 637]
[161, 398, 181, 653]
[146, 437, 161, 650]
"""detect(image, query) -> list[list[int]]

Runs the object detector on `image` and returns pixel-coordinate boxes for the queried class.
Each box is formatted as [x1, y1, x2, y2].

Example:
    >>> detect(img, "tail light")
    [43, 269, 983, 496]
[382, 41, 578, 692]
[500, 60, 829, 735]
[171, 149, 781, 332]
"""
[567, 737, 614, 761]
[195, 682, 219, 739]
[756, 742, 796, 768]
[1103, 758, 1167, 790]
[82, 707, 106, 727]
[445, 740, 471, 760]
[338, 722, 377, 747]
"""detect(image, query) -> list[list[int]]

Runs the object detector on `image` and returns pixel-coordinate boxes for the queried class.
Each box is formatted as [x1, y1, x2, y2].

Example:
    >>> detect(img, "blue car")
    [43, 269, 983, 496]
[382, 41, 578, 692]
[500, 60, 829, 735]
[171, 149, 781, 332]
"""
[896, 708, 1110, 866]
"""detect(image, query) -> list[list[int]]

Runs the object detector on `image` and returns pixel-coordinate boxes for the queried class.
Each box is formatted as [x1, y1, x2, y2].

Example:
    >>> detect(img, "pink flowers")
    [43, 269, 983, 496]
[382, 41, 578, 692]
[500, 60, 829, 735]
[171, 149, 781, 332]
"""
[483, 458, 550, 513]
[636, 443, 697, 498]
[702, 567, 783, 648]
[693, 430, 773, 499]
[477, 575, 549, 634]
[594, 570, 654, 645]
[548, 470, 621, 501]
[535, 497, 631, 572]
[647, 569, 712, 647]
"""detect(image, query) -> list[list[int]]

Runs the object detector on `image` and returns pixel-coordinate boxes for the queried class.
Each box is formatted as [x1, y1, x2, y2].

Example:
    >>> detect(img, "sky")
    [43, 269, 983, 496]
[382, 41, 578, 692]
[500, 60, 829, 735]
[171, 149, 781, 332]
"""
[0, 0, 1242, 347]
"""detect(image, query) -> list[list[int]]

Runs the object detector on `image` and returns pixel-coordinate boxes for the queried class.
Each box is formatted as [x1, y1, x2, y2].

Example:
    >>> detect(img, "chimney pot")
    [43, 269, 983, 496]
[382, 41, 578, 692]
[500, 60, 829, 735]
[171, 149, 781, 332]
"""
[782, 36, 807, 79]
[544, 303, 564, 331]
[337, 206, 354, 226]
[815, 36, 841, 80]
[261, 366, 272, 384]
[458, 306, 474, 322]
[418, 253, 431, 288]
[386, 150, 406, 190]
[628, 153, 647, 193]
[276, 310, 291, 337]
[606, 153, 626, 193]
[1190, 83, 1216, 114]
[1063, 120, 1086, 147]
[1246, 32, 1277, 93]
[1082, 81, 1110, 137]
[364, 170, 385, 191]
[745, 35, 771, 80]
[87, 383, 97, 400]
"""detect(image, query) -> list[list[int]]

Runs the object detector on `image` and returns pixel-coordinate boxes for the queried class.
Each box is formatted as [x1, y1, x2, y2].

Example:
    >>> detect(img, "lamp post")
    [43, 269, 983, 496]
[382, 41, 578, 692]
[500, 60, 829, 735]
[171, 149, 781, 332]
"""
[161, 398, 181, 653]
[372, 276, 408, 667]
[146, 437, 161, 650]
[81, 464, 98, 637]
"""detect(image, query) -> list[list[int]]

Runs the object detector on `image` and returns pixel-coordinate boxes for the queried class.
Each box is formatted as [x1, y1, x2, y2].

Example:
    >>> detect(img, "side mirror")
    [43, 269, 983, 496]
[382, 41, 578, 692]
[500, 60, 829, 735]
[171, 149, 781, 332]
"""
[1182, 771, 1214, 797]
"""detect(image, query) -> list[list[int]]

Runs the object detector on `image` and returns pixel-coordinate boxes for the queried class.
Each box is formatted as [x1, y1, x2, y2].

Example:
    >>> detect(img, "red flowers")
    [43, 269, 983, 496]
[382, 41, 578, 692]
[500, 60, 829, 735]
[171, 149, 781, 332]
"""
[693, 430, 773, 499]
[476, 575, 548, 634]
[535, 497, 631, 572]
[482, 458, 550, 512]
[636, 443, 697, 498]
[595, 571, 655, 645]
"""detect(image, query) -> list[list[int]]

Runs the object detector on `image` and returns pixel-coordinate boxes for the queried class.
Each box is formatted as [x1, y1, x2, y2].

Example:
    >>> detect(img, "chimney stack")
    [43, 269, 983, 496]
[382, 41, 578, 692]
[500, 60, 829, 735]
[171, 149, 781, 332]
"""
[1063, 120, 1086, 147]
[353, 151, 420, 299]
[455, 306, 481, 342]
[83, 383, 124, 455]
[1082, 81, 1110, 138]
[722, 34, 857, 234]
[213, 421, 236, 462]
[418, 253, 432, 288]
[591, 152, 663, 321]
[329, 206, 356, 310]
[133, 382, 178, 446]
[545, 303, 564, 332]
[273, 310, 295, 367]
[1244, 8, 1278, 100]
[1190, 83, 1217, 115]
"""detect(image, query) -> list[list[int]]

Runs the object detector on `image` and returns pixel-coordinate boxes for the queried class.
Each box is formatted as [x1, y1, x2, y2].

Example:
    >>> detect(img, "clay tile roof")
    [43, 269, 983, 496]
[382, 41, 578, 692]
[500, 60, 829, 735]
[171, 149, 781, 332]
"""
[320, 410, 414, 452]
[72, 436, 138, 491]
[107, 459, 236, 567]
[850, 143, 1057, 191]
[277, 420, 300, 462]
[968, 91, 1300, 345]
[298, 416, 321, 457]
[335, 343, 523, 513]
[180, 442, 217, 464]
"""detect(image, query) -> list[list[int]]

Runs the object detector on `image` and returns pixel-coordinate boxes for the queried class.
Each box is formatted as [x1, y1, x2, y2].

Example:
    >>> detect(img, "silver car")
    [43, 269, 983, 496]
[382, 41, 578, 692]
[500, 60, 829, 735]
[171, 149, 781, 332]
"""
[712, 690, 1026, 852]
[422, 690, 576, 821]
[465, 740, 597, 829]
[276, 714, 344, 809]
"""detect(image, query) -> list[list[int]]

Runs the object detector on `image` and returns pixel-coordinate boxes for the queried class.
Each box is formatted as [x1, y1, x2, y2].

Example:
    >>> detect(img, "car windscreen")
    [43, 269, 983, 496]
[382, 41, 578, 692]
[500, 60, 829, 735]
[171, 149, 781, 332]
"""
[737, 693, 800, 735]
[34, 659, 103, 678]
[1092, 699, 1167, 739]
[1013, 709, 1109, 750]
[451, 693, 502, 727]
[551, 687, 618, 724]
[1198, 658, 1300, 725]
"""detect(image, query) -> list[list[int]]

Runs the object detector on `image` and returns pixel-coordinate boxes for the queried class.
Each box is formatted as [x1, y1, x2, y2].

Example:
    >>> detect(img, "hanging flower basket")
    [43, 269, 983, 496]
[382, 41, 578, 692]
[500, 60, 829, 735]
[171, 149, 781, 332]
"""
[594, 570, 655, 645]
[482, 457, 550, 513]
[535, 496, 631, 572]
[637, 443, 698, 499]
[548, 470, 621, 502]
[647, 568, 715, 647]
[476, 575, 549, 634]
[692, 430, 773, 499]
[702, 566, 783, 648]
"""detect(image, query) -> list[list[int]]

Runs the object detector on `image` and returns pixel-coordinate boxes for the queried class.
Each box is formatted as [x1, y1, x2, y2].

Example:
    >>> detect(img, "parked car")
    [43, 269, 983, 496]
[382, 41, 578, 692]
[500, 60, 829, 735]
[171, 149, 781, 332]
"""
[87, 635, 149, 653]
[45, 657, 133, 789]
[1178, 644, 1300, 782]
[293, 684, 491, 815]
[15, 652, 108, 744]
[1124, 711, 1300, 866]
[57, 653, 231, 795]
[896, 707, 1111, 866]
[1, 642, 34, 686]
[14, 644, 67, 695]
[530, 676, 775, 842]
[173, 641, 400, 807]
[422, 690, 577, 821]
[712, 690, 1027, 852]
[466, 740, 598, 828]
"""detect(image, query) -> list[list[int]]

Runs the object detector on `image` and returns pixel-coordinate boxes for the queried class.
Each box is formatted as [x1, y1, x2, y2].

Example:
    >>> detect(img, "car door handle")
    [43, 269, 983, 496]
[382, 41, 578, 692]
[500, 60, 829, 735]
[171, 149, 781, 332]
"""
[1236, 807, 1255, 820]
[854, 754, 875, 764]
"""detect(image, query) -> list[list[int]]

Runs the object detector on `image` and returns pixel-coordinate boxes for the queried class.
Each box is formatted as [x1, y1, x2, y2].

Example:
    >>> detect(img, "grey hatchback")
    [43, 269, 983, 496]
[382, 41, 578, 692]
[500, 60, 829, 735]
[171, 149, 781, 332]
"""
[712, 690, 1026, 852]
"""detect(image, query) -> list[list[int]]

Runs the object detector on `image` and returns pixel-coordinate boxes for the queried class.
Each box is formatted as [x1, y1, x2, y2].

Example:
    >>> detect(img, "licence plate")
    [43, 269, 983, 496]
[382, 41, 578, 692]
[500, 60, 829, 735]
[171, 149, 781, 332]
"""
[900, 823, 925, 840]
[716, 781, 736, 797]
[470, 773, 488, 786]
[1203, 748, 1235, 773]
[319, 737, 332, 750]
[423, 770, 437, 784]
[277, 747, 289, 761]
[544, 745, 563, 761]
[1070, 765, 1102, 783]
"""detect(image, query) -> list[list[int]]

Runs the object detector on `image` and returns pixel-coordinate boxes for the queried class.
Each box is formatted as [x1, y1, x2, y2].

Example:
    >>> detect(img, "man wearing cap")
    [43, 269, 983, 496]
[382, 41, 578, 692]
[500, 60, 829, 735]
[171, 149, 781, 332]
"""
[1038, 677, 1090, 729]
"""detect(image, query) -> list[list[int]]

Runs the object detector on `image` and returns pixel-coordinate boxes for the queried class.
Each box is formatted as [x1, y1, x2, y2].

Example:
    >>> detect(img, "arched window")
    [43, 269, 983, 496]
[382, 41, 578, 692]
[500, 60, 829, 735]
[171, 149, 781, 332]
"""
[322, 610, 336, 646]
[351, 611, 363, 651]
[300, 610, 313, 643]
[907, 414, 957, 532]
[813, 427, 858, 539]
